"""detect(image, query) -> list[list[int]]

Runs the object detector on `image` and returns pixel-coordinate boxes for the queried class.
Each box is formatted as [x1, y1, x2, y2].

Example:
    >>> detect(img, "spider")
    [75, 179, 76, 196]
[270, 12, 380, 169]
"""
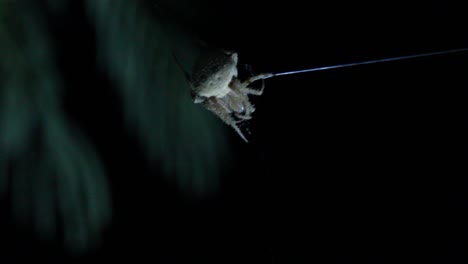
[188, 49, 273, 142]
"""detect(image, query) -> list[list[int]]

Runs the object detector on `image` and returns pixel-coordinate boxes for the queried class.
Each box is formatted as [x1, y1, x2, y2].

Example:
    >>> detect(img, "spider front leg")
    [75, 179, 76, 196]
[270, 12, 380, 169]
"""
[201, 97, 249, 142]
[232, 73, 273, 96]
[244, 73, 274, 86]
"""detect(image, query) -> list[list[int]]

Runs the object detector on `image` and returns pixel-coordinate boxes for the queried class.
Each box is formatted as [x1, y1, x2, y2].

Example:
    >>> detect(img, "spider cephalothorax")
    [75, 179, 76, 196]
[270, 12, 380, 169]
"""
[189, 49, 272, 142]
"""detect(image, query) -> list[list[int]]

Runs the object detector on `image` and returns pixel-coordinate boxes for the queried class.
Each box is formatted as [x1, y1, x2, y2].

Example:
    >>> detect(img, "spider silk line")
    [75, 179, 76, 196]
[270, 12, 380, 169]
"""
[266, 47, 468, 78]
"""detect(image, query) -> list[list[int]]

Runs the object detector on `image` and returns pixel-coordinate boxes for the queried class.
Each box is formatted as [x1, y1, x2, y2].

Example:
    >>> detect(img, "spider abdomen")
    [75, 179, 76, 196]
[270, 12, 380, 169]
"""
[191, 50, 238, 98]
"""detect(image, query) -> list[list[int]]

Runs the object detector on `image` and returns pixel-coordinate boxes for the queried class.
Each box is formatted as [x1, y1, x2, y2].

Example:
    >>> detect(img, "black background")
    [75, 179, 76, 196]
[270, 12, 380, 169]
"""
[2, 0, 468, 263]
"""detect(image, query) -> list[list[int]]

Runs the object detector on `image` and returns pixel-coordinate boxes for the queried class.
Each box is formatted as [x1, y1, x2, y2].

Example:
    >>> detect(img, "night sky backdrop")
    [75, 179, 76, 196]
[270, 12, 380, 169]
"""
[1, 0, 467, 263]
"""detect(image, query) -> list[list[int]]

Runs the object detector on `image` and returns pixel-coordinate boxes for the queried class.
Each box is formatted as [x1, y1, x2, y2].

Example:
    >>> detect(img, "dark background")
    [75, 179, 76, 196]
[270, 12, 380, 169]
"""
[2, 0, 468, 263]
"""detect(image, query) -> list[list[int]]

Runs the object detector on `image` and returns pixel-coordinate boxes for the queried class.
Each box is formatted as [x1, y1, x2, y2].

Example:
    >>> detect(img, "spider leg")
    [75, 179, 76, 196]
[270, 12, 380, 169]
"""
[202, 97, 249, 142]
[241, 78, 265, 96]
[244, 73, 273, 86]
[234, 113, 252, 120]
[232, 74, 272, 96]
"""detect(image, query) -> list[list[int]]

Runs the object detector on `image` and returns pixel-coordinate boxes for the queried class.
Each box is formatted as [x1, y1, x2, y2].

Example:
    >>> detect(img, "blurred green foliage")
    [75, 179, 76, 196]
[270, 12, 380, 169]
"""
[87, 0, 230, 194]
[1, 0, 230, 253]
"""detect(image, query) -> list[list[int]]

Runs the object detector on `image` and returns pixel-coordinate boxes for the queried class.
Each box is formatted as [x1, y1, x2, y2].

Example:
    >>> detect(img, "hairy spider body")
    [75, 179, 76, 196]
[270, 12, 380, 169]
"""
[189, 50, 272, 142]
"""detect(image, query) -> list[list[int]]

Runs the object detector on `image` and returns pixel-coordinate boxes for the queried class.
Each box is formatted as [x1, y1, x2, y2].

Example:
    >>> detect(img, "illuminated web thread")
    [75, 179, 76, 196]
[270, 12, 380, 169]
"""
[266, 47, 468, 78]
